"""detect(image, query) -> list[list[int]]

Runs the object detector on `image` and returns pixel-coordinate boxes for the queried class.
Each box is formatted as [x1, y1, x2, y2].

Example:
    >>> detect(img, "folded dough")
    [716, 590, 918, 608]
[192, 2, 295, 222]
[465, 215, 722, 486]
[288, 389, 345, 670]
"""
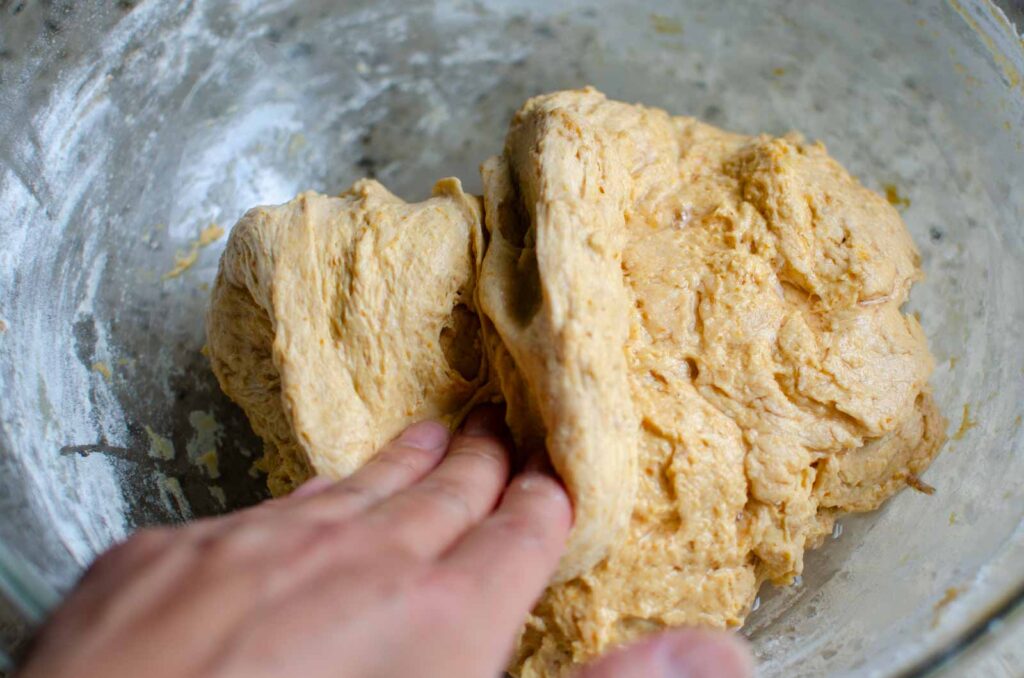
[477, 95, 641, 583]
[488, 89, 944, 676]
[207, 178, 487, 495]
[206, 88, 945, 677]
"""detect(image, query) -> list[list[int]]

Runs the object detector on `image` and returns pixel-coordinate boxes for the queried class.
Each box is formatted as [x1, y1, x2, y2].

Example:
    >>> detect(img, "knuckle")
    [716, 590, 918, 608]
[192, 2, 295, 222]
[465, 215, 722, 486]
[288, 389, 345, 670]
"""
[380, 536, 428, 564]
[192, 527, 259, 568]
[328, 480, 376, 503]
[448, 437, 507, 466]
[417, 478, 474, 522]
[373, 449, 423, 476]
[414, 571, 473, 626]
[215, 512, 284, 546]
[491, 513, 550, 551]
[382, 444, 437, 469]
[359, 521, 426, 563]
[239, 503, 278, 521]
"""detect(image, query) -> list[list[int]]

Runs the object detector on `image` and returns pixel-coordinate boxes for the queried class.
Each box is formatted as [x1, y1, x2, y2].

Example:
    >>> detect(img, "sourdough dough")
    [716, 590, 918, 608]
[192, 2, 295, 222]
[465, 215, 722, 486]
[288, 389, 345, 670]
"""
[207, 88, 945, 677]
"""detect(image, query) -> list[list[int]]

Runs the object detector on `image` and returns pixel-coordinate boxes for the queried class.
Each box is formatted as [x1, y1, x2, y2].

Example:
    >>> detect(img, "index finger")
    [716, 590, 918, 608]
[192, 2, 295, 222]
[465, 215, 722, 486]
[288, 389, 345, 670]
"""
[435, 468, 572, 631]
[280, 420, 452, 523]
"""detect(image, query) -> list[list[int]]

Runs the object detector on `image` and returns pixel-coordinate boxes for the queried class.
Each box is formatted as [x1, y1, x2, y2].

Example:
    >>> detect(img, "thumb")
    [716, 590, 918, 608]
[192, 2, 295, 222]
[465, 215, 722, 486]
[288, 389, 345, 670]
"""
[576, 629, 754, 678]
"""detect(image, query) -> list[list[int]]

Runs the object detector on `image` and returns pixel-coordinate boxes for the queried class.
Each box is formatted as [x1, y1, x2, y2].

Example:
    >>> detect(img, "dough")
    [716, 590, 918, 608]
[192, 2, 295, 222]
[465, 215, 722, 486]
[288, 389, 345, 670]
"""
[207, 88, 945, 677]
[207, 178, 488, 495]
[477, 102, 641, 583]
[485, 89, 944, 676]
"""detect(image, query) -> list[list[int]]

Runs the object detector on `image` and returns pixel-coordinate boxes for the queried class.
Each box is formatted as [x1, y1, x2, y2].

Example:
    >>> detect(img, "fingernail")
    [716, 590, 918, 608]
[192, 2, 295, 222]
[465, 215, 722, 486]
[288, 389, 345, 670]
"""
[397, 420, 450, 450]
[461, 405, 506, 437]
[663, 632, 753, 678]
[290, 476, 335, 499]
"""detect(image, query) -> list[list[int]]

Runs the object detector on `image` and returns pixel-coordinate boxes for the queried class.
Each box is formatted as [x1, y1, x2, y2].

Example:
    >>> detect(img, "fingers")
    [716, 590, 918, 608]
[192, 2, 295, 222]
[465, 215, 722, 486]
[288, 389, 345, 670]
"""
[288, 476, 335, 500]
[79, 528, 176, 589]
[575, 629, 754, 678]
[435, 466, 572, 634]
[285, 420, 452, 523]
[40, 528, 178, 644]
[362, 406, 512, 559]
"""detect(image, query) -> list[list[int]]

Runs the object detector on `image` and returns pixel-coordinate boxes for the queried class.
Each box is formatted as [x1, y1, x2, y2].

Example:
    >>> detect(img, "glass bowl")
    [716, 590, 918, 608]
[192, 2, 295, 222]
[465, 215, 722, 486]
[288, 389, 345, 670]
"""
[1, 0, 1022, 675]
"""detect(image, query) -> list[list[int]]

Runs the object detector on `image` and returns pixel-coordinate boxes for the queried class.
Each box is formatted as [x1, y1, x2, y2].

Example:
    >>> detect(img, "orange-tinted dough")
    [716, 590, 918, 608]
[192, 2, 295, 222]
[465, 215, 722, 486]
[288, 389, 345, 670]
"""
[207, 88, 945, 678]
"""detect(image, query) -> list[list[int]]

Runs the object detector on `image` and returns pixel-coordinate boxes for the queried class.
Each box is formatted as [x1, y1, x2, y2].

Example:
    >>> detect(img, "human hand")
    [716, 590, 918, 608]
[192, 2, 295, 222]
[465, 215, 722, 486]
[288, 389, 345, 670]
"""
[17, 406, 752, 678]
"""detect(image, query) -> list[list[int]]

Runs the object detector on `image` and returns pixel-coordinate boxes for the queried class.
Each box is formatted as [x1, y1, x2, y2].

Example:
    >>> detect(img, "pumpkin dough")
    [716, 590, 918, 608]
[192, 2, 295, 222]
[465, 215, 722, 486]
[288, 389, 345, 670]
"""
[485, 88, 944, 676]
[207, 88, 945, 677]
[207, 177, 489, 496]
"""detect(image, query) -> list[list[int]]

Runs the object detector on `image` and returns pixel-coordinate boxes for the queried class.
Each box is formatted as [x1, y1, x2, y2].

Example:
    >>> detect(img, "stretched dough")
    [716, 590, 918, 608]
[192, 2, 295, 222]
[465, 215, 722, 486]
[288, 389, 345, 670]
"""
[477, 96, 641, 583]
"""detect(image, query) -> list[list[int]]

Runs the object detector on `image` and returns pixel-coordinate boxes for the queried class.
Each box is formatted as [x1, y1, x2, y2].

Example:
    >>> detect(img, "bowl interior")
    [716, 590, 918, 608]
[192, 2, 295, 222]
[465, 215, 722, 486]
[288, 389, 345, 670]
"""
[1, 1, 1022, 675]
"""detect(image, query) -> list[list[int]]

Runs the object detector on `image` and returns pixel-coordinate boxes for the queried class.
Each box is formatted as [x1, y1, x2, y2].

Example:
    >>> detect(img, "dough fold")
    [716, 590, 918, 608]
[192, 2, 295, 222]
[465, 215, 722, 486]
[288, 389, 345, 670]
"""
[499, 90, 944, 676]
[207, 178, 488, 495]
[477, 92, 641, 582]
[207, 88, 945, 678]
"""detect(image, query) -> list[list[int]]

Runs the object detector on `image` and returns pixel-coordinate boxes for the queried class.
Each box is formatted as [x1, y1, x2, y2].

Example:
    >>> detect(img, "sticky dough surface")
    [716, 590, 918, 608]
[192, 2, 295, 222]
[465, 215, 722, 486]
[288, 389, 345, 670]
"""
[207, 178, 488, 496]
[207, 88, 945, 678]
